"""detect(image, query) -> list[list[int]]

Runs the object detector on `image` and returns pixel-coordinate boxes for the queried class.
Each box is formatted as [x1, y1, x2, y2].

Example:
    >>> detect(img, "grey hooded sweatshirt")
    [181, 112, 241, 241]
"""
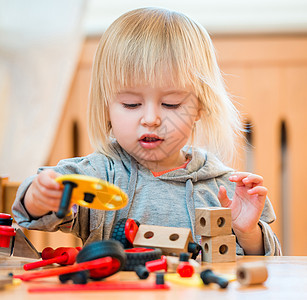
[12, 141, 281, 256]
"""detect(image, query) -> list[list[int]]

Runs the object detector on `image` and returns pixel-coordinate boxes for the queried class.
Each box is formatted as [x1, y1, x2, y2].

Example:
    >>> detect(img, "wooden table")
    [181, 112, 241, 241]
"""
[1, 256, 307, 299]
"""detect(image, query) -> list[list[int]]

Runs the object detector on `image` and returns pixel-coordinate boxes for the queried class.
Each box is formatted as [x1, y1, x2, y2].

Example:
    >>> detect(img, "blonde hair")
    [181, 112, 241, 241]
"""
[88, 7, 243, 164]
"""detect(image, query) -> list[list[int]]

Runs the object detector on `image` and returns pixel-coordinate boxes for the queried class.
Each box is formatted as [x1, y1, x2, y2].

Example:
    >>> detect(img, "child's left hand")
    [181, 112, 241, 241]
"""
[217, 172, 267, 234]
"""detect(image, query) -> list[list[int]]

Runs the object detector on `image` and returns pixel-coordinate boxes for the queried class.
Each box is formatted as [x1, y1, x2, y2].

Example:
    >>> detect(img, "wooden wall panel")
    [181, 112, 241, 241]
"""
[214, 36, 307, 255]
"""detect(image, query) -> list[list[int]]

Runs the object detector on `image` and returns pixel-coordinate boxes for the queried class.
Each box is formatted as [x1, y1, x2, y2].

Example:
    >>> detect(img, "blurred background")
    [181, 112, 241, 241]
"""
[1, 0, 307, 255]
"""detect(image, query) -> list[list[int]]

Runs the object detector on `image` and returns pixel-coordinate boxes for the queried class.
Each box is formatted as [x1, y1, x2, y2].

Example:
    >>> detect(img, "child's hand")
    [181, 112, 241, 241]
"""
[217, 172, 267, 234]
[24, 169, 63, 218]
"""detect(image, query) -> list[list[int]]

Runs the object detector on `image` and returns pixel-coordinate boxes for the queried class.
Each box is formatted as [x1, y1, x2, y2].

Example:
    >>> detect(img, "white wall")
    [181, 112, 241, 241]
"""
[0, 0, 85, 180]
[83, 0, 307, 35]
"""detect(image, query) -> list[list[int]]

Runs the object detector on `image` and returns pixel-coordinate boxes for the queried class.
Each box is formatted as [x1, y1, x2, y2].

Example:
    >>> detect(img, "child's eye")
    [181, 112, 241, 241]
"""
[122, 103, 141, 109]
[162, 103, 181, 109]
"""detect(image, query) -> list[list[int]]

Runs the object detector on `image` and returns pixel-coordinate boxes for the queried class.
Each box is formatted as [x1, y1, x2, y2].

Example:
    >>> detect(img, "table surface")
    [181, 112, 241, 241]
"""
[1, 255, 307, 299]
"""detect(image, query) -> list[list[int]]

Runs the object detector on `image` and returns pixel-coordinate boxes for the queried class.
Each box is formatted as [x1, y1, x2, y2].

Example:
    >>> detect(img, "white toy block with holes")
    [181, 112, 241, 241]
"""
[195, 207, 232, 237]
[133, 224, 193, 256]
[201, 234, 236, 263]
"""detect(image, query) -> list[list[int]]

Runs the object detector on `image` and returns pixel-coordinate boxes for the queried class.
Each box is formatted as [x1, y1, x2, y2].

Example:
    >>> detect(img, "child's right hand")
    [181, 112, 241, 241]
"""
[24, 169, 63, 218]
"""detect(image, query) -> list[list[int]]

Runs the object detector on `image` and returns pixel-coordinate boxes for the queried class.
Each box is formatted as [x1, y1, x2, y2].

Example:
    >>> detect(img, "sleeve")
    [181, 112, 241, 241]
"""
[11, 155, 101, 237]
[234, 197, 282, 256]
[12, 174, 76, 233]
[259, 219, 282, 256]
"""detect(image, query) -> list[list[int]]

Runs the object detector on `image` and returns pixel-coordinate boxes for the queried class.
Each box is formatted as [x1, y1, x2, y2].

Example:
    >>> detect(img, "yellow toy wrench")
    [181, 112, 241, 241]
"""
[55, 175, 128, 218]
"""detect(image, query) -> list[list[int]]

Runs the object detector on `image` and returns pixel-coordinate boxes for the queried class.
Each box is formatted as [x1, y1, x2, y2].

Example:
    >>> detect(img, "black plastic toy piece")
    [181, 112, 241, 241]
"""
[134, 265, 149, 280]
[56, 181, 77, 219]
[59, 270, 89, 284]
[83, 193, 95, 204]
[76, 240, 126, 280]
[124, 248, 162, 271]
[156, 273, 165, 285]
[200, 269, 229, 289]
[188, 242, 202, 259]
[179, 252, 190, 262]
[0, 214, 13, 226]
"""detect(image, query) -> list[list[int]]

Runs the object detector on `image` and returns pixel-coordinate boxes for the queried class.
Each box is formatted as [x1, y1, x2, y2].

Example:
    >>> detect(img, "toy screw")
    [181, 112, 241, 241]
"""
[56, 181, 77, 218]
[200, 269, 229, 289]
[176, 252, 195, 278]
[145, 255, 167, 272]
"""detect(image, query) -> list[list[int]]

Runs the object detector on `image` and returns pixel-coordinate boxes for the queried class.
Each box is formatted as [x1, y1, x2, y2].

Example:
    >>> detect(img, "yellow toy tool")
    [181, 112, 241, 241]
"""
[55, 174, 128, 218]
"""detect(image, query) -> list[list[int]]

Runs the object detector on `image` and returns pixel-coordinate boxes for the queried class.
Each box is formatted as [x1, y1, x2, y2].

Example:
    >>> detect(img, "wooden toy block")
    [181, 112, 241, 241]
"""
[133, 225, 193, 256]
[236, 261, 268, 286]
[201, 234, 236, 263]
[195, 207, 232, 237]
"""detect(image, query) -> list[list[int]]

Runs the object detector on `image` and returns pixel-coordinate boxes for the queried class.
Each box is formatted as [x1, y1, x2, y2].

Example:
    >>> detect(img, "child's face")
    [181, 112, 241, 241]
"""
[109, 83, 200, 171]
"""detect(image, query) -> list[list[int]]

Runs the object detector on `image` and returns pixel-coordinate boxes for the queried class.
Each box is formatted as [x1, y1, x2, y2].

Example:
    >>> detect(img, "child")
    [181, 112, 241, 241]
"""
[12, 7, 281, 255]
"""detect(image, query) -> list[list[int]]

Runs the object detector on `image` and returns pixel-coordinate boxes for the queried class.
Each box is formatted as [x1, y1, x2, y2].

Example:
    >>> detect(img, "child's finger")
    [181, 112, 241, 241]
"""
[242, 174, 264, 187]
[37, 170, 61, 190]
[229, 172, 250, 186]
[218, 186, 232, 208]
[37, 184, 63, 199]
[229, 172, 263, 188]
[247, 186, 268, 197]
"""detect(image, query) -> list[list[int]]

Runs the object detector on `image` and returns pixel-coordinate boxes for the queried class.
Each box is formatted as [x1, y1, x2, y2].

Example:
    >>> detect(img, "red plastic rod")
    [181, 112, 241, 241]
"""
[24, 248, 79, 270]
[28, 281, 170, 292]
[14, 257, 112, 281]
[145, 256, 167, 272]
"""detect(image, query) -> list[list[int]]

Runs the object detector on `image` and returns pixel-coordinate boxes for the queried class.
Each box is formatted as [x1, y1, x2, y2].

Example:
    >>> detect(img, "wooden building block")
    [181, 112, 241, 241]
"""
[201, 234, 236, 263]
[133, 224, 193, 256]
[195, 207, 232, 237]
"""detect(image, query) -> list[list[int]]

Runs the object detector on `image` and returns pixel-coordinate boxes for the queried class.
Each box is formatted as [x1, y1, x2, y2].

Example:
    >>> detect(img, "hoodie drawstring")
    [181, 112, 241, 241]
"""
[185, 178, 197, 242]
[118, 158, 138, 220]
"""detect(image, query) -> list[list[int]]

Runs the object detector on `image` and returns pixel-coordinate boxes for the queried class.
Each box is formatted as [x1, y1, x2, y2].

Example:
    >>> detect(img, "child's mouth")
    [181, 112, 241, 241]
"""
[139, 135, 163, 149]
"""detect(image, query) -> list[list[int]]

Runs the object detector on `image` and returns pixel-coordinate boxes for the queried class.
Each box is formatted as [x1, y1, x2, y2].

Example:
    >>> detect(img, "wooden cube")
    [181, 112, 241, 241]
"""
[201, 234, 236, 263]
[133, 224, 193, 256]
[195, 207, 232, 237]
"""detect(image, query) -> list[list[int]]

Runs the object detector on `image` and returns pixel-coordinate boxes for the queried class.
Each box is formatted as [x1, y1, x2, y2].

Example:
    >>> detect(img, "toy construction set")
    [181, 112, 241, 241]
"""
[0, 175, 268, 292]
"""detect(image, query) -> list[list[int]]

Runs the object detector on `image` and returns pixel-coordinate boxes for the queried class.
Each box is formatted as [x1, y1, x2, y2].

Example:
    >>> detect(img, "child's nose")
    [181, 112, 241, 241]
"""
[141, 106, 161, 127]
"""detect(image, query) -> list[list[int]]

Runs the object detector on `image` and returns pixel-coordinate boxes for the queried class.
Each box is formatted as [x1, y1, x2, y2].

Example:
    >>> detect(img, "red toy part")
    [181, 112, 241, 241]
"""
[41, 247, 54, 260]
[41, 247, 80, 260]
[0, 213, 12, 219]
[89, 258, 120, 279]
[0, 225, 16, 248]
[23, 247, 79, 271]
[14, 257, 113, 281]
[28, 281, 170, 293]
[124, 248, 154, 253]
[125, 219, 139, 244]
[176, 262, 195, 278]
[145, 255, 167, 272]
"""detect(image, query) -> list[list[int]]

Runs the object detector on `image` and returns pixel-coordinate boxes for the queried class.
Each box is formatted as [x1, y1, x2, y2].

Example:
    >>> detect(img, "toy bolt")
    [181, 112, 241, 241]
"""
[145, 255, 167, 272]
[200, 269, 229, 289]
[176, 252, 195, 278]
[23, 247, 80, 270]
[56, 181, 77, 218]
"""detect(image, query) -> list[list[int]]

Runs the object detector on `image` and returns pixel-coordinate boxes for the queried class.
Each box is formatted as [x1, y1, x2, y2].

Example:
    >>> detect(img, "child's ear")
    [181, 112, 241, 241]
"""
[195, 106, 201, 122]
